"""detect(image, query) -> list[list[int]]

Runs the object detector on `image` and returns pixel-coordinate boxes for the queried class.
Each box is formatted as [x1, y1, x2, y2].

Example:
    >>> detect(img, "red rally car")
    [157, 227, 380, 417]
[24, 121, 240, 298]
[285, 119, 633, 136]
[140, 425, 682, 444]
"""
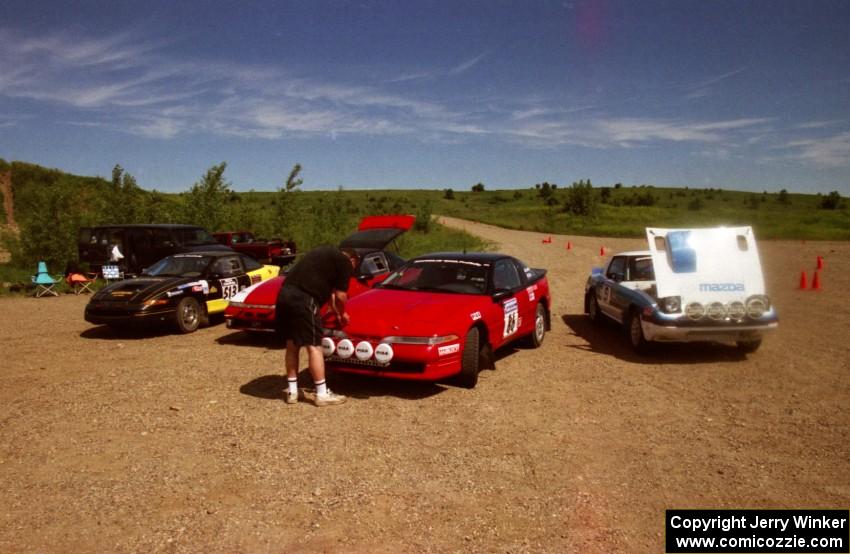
[322, 252, 552, 388]
[224, 215, 414, 332]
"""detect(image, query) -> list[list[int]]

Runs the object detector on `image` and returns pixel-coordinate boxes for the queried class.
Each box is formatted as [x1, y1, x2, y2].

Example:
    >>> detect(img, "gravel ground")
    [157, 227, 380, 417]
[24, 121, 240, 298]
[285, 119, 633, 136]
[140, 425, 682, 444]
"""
[1, 217, 848, 553]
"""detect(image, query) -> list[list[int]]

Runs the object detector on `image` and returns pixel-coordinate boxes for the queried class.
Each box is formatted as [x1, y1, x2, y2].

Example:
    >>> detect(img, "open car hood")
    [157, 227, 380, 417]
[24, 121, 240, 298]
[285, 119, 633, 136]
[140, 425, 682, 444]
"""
[646, 226, 767, 302]
[339, 214, 416, 250]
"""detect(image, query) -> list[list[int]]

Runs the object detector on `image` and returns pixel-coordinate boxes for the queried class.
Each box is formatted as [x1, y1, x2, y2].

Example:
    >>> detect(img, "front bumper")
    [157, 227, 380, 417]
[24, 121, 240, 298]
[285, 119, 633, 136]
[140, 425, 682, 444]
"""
[641, 318, 778, 343]
[85, 305, 176, 326]
[325, 341, 463, 382]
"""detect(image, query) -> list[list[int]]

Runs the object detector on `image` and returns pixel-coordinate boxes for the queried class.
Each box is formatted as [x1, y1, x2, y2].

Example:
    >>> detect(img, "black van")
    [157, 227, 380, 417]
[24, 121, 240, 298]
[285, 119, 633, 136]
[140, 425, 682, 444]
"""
[78, 224, 233, 275]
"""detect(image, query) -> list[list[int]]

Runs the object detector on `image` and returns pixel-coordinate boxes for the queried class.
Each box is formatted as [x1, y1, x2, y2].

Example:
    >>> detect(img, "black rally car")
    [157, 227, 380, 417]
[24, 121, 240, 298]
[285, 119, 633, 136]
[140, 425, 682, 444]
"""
[85, 251, 279, 333]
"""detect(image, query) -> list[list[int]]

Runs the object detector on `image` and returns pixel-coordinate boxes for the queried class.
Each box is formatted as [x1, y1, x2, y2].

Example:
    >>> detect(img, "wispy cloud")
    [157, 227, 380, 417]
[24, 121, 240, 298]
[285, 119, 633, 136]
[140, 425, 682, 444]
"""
[0, 25, 827, 169]
[449, 52, 487, 75]
[593, 117, 770, 146]
[785, 132, 850, 168]
[685, 67, 746, 100]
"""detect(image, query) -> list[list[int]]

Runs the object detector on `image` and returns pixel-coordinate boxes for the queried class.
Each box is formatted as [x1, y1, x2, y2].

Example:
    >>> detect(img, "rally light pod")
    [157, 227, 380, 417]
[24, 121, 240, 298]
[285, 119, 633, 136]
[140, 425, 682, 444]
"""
[374, 343, 394, 364]
[355, 341, 374, 361]
[336, 339, 354, 359]
[321, 337, 335, 357]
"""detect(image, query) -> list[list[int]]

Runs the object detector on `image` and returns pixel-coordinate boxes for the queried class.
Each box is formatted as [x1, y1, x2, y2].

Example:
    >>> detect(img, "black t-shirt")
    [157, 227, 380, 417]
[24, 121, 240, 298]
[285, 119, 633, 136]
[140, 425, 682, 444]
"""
[283, 245, 352, 302]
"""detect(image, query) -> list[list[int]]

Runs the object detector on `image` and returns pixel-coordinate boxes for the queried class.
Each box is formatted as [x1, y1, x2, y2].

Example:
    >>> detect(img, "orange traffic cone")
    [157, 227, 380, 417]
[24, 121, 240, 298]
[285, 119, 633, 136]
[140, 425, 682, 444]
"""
[812, 271, 822, 291]
[566, 241, 572, 250]
[600, 246, 605, 256]
[799, 270, 808, 289]
[817, 256, 824, 270]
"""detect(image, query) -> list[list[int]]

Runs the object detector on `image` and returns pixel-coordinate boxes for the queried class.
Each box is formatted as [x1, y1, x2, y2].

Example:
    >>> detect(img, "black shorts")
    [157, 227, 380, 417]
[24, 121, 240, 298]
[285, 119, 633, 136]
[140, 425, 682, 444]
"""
[276, 286, 323, 347]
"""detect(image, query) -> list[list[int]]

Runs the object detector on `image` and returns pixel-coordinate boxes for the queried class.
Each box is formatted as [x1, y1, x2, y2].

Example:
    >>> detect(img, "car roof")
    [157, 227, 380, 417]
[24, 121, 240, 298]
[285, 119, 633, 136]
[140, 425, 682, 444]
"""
[412, 252, 510, 265]
[84, 224, 207, 230]
[171, 251, 240, 259]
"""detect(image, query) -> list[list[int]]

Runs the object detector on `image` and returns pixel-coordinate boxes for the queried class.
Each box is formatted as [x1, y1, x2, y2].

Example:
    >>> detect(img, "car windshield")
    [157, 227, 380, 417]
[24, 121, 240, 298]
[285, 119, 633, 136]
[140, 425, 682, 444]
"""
[175, 228, 218, 246]
[145, 255, 213, 277]
[378, 259, 488, 294]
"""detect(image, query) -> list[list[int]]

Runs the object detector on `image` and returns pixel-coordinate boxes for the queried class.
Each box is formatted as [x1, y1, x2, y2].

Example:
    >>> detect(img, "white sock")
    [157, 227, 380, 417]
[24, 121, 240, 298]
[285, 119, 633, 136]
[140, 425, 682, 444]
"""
[288, 378, 298, 395]
[315, 380, 328, 396]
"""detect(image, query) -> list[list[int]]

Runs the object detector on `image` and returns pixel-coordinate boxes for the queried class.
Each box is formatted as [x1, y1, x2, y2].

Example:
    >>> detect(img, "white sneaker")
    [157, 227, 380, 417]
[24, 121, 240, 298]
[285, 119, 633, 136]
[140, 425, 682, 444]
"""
[284, 390, 298, 404]
[311, 389, 347, 407]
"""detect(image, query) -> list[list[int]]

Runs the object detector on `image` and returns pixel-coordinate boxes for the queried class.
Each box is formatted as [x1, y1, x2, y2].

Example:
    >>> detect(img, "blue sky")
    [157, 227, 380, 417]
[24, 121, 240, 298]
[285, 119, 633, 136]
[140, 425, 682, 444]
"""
[1, 1, 848, 194]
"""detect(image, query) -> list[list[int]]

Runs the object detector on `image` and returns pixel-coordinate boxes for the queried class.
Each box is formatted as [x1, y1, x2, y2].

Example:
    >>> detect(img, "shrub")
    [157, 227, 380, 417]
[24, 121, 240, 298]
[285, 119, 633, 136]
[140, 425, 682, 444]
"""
[562, 179, 597, 216]
[819, 191, 843, 210]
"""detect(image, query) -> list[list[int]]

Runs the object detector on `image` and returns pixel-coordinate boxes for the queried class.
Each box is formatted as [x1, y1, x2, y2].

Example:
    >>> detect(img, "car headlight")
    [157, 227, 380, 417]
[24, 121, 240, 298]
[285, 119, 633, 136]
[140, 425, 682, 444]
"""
[746, 295, 770, 318]
[381, 334, 459, 345]
[658, 296, 681, 314]
[727, 301, 746, 321]
[325, 329, 349, 339]
[707, 302, 727, 321]
[228, 302, 274, 310]
[685, 302, 705, 320]
[143, 298, 169, 307]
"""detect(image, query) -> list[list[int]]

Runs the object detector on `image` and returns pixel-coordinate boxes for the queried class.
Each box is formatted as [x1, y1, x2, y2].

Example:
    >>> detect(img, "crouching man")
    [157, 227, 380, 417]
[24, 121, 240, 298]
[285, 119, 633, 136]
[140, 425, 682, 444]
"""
[277, 246, 358, 407]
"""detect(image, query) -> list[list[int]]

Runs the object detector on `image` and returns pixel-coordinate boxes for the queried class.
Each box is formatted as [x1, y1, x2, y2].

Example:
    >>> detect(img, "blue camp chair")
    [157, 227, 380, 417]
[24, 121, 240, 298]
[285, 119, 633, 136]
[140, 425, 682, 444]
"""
[32, 261, 61, 297]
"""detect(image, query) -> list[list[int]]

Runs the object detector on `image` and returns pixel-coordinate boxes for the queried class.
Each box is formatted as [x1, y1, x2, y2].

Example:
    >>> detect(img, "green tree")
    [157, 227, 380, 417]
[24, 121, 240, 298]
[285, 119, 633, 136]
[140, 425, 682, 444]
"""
[471, 182, 485, 193]
[182, 162, 232, 231]
[414, 199, 433, 233]
[562, 179, 597, 216]
[274, 163, 304, 240]
[443, 188, 455, 200]
[109, 164, 143, 223]
[16, 177, 85, 269]
[819, 191, 843, 210]
[777, 188, 791, 205]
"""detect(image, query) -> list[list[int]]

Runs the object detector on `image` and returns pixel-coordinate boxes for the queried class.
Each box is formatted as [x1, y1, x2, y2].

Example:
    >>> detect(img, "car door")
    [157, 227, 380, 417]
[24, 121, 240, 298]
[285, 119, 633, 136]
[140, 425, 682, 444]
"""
[599, 256, 629, 323]
[207, 255, 248, 314]
[491, 258, 527, 348]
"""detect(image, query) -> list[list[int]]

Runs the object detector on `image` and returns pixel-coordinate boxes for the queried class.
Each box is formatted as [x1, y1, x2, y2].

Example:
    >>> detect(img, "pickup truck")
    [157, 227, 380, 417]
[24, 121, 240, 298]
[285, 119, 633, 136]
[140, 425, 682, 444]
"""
[212, 231, 297, 267]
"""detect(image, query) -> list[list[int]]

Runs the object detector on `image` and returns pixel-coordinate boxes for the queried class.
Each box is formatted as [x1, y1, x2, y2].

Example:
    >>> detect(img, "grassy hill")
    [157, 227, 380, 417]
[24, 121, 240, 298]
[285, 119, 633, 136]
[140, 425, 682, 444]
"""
[0, 160, 846, 283]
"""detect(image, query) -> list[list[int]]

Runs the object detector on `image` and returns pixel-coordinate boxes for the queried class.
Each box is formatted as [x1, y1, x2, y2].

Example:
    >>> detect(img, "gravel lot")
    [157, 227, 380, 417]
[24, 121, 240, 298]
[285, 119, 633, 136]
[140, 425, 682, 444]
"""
[1, 217, 848, 553]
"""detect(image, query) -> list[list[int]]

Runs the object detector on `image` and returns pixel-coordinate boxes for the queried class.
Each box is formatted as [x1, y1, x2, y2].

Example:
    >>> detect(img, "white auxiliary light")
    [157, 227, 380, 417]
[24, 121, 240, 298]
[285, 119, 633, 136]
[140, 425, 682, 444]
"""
[321, 337, 335, 357]
[374, 343, 394, 364]
[336, 339, 354, 359]
[355, 341, 374, 361]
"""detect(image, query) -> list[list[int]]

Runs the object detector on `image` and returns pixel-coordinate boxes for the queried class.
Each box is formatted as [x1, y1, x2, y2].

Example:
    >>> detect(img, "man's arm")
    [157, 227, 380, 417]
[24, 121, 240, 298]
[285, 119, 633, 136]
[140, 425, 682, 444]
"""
[331, 289, 350, 326]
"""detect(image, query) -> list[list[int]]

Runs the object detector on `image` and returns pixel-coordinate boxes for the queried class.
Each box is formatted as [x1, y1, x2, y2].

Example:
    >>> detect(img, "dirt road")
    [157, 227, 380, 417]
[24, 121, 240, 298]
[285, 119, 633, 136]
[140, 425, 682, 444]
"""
[1, 217, 848, 553]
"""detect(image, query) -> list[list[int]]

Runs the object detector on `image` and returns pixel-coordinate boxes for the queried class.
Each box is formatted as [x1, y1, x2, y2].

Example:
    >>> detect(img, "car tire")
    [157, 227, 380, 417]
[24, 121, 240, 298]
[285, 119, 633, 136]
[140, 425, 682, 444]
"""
[175, 297, 201, 334]
[456, 327, 480, 389]
[627, 309, 650, 354]
[587, 292, 600, 323]
[526, 303, 546, 348]
[736, 338, 762, 353]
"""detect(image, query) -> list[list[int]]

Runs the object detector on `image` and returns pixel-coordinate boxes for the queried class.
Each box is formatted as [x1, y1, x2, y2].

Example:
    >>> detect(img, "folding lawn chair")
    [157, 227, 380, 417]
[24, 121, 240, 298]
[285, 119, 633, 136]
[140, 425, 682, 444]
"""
[32, 261, 61, 297]
[65, 272, 95, 294]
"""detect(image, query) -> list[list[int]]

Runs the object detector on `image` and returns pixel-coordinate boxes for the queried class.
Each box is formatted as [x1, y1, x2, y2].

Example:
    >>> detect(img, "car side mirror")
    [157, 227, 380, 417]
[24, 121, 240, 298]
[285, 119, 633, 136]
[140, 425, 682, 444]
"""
[611, 273, 624, 282]
[492, 289, 512, 302]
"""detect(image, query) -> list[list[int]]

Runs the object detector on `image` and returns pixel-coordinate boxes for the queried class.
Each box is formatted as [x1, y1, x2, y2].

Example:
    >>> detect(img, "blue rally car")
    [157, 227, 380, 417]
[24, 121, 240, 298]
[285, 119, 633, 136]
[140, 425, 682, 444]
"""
[584, 226, 778, 354]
